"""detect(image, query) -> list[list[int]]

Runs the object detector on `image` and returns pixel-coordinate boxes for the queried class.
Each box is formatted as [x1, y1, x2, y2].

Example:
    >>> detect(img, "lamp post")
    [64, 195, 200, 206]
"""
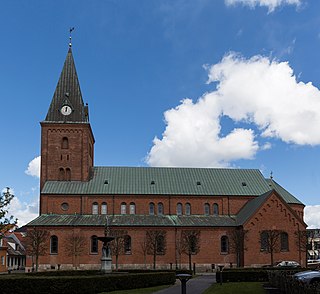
[176, 274, 192, 294]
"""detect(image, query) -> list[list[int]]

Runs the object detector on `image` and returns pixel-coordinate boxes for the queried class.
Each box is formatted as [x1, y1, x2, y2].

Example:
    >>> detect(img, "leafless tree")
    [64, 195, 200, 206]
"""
[0, 187, 17, 237]
[110, 229, 128, 270]
[24, 227, 49, 271]
[64, 233, 86, 269]
[146, 230, 167, 269]
[229, 227, 248, 267]
[181, 230, 200, 271]
[175, 233, 184, 269]
[260, 230, 281, 266]
[139, 235, 148, 269]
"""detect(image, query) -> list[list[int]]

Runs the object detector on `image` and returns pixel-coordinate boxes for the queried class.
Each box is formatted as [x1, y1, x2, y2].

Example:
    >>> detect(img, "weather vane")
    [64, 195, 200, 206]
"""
[69, 27, 75, 48]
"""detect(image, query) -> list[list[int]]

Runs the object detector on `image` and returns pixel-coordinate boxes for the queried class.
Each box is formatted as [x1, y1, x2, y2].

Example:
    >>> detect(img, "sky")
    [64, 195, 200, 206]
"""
[1, 0, 320, 228]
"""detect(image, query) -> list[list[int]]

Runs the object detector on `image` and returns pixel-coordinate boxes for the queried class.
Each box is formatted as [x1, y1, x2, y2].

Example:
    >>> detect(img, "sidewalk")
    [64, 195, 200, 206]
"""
[153, 274, 216, 294]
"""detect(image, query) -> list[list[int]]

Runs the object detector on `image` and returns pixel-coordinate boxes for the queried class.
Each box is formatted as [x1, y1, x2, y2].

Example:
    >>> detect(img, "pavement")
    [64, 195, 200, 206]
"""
[153, 274, 216, 294]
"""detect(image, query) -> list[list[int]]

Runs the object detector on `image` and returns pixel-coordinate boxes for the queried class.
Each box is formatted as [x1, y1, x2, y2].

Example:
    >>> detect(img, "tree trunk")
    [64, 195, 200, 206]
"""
[188, 253, 192, 271]
[116, 255, 119, 270]
[35, 254, 39, 272]
[153, 249, 156, 269]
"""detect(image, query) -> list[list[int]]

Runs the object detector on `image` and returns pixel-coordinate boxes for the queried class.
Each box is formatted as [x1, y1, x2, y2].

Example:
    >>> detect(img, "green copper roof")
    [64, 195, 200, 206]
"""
[27, 214, 236, 227]
[42, 166, 272, 196]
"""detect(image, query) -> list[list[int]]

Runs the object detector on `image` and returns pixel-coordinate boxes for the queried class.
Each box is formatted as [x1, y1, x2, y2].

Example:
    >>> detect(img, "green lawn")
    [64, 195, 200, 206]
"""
[99, 284, 171, 294]
[203, 282, 266, 294]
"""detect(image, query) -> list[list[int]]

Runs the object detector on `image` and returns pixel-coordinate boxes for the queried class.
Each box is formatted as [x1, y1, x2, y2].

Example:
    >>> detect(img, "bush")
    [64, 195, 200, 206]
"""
[0, 272, 176, 294]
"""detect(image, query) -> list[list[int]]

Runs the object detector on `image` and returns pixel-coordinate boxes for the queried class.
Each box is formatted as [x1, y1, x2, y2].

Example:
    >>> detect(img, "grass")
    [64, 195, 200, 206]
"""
[99, 284, 171, 294]
[203, 282, 266, 294]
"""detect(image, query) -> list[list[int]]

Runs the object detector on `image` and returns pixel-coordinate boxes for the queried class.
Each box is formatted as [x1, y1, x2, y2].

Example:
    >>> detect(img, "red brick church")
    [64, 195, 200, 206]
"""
[26, 46, 307, 271]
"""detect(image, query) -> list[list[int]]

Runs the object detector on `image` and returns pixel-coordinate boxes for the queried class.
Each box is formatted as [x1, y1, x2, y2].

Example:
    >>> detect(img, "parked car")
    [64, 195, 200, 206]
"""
[308, 259, 320, 269]
[293, 270, 320, 286]
[276, 260, 301, 268]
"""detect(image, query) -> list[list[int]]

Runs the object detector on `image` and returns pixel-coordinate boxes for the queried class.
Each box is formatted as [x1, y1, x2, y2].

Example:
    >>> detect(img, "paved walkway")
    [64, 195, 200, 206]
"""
[153, 274, 216, 294]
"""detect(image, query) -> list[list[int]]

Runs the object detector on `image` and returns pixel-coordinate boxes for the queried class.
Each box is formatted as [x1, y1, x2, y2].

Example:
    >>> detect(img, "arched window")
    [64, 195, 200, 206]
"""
[213, 203, 219, 215]
[204, 203, 210, 215]
[157, 203, 164, 215]
[92, 202, 99, 215]
[177, 203, 183, 215]
[129, 202, 136, 215]
[62, 137, 69, 149]
[101, 202, 107, 215]
[50, 235, 58, 254]
[156, 235, 165, 254]
[280, 232, 289, 251]
[91, 235, 98, 253]
[59, 168, 65, 180]
[185, 203, 191, 216]
[66, 168, 71, 181]
[221, 236, 229, 253]
[121, 202, 127, 214]
[190, 235, 198, 254]
[260, 231, 269, 251]
[149, 202, 155, 215]
[124, 235, 132, 254]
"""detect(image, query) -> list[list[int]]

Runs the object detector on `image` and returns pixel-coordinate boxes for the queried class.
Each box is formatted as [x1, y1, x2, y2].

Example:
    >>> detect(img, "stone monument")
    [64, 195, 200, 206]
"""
[98, 215, 114, 273]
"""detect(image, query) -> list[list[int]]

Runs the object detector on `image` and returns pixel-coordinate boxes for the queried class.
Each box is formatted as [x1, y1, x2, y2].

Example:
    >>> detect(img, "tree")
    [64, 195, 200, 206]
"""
[229, 227, 248, 267]
[181, 230, 200, 271]
[25, 227, 49, 271]
[260, 230, 281, 266]
[175, 233, 184, 269]
[64, 233, 86, 269]
[294, 229, 310, 267]
[139, 235, 148, 269]
[146, 230, 167, 269]
[0, 187, 17, 237]
[110, 229, 128, 270]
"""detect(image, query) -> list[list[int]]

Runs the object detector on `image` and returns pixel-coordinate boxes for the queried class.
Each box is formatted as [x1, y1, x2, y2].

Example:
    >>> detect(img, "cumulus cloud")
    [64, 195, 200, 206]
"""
[147, 52, 320, 167]
[304, 205, 320, 229]
[25, 156, 41, 178]
[225, 0, 301, 13]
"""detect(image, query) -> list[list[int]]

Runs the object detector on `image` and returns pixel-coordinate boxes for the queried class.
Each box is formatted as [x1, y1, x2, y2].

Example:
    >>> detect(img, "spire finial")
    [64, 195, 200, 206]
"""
[270, 171, 273, 180]
[69, 27, 75, 48]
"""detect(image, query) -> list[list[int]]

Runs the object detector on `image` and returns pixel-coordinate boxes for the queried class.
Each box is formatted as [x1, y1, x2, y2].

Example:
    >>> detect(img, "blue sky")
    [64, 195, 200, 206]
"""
[1, 0, 320, 227]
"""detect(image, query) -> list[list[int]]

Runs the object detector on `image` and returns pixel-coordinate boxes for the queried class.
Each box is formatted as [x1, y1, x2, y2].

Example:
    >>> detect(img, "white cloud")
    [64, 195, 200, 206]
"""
[304, 205, 320, 229]
[225, 0, 301, 13]
[25, 156, 41, 178]
[147, 52, 320, 167]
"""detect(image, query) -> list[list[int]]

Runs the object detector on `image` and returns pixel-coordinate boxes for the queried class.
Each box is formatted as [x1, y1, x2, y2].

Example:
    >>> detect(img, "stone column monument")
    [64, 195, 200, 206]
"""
[98, 215, 114, 273]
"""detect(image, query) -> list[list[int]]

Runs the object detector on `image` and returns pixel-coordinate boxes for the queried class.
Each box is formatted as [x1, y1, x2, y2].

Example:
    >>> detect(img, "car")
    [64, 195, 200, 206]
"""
[276, 260, 301, 268]
[293, 270, 320, 286]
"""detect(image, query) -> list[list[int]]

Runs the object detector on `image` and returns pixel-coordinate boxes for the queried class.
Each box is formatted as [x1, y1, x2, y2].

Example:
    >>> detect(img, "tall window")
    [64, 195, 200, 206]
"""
[59, 168, 65, 180]
[92, 202, 99, 215]
[204, 203, 210, 215]
[177, 203, 182, 215]
[260, 231, 269, 251]
[280, 232, 289, 251]
[121, 202, 127, 214]
[62, 137, 69, 149]
[221, 236, 229, 253]
[50, 235, 58, 254]
[149, 202, 155, 215]
[213, 203, 219, 215]
[157, 203, 164, 215]
[185, 203, 191, 216]
[66, 168, 71, 181]
[129, 202, 136, 214]
[91, 235, 98, 253]
[156, 235, 165, 254]
[101, 202, 107, 215]
[124, 235, 132, 254]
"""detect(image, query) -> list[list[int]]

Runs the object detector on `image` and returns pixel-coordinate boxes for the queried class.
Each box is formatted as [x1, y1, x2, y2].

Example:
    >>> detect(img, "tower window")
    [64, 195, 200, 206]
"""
[62, 137, 69, 149]
[176, 203, 182, 216]
[59, 168, 65, 180]
[130, 202, 136, 214]
[213, 203, 219, 215]
[66, 168, 71, 181]
[121, 202, 127, 214]
[157, 203, 164, 215]
[101, 202, 107, 215]
[92, 202, 99, 215]
[204, 203, 210, 215]
[149, 202, 155, 215]
[185, 203, 191, 215]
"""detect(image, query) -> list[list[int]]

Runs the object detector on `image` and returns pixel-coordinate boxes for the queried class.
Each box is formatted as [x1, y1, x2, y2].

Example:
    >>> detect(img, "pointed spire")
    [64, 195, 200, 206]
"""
[44, 47, 89, 123]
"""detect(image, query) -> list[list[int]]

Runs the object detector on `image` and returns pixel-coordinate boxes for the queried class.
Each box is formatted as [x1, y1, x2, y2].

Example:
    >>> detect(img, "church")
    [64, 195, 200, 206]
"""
[26, 44, 307, 271]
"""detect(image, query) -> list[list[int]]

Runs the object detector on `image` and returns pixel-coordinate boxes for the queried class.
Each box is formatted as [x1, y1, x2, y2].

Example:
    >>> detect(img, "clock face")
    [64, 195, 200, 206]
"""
[61, 105, 72, 116]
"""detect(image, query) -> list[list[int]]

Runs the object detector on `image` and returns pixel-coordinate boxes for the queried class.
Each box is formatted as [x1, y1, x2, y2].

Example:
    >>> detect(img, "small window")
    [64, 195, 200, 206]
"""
[121, 202, 127, 214]
[177, 203, 182, 216]
[185, 203, 191, 215]
[280, 232, 289, 251]
[149, 202, 155, 215]
[66, 168, 71, 181]
[59, 168, 65, 180]
[61, 202, 69, 211]
[260, 231, 269, 251]
[221, 236, 229, 253]
[101, 202, 107, 215]
[124, 235, 132, 254]
[213, 203, 219, 215]
[157, 203, 164, 215]
[91, 235, 98, 253]
[92, 202, 99, 215]
[50, 235, 58, 254]
[204, 203, 210, 215]
[130, 202, 136, 214]
[62, 137, 69, 149]
[156, 235, 165, 254]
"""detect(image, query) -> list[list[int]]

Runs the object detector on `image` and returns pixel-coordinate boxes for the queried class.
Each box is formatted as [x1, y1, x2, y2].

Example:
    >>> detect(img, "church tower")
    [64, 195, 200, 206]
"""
[40, 46, 95, 190]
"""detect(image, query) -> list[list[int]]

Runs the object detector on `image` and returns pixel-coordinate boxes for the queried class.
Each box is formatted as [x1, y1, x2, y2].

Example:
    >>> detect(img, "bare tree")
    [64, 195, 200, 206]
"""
[175, 233, 184, 269]
[24, 227, 49, 271]
[139, 235, 148, 269]
[0, 187, 17, 237]
[260, 230, 280, 266]
[181, 230, 200, 271]
[146, 230, 167, 269]
[110, 229, 127, 270]
[229, 227, 248, 267]
[64, 233, 86, 269]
